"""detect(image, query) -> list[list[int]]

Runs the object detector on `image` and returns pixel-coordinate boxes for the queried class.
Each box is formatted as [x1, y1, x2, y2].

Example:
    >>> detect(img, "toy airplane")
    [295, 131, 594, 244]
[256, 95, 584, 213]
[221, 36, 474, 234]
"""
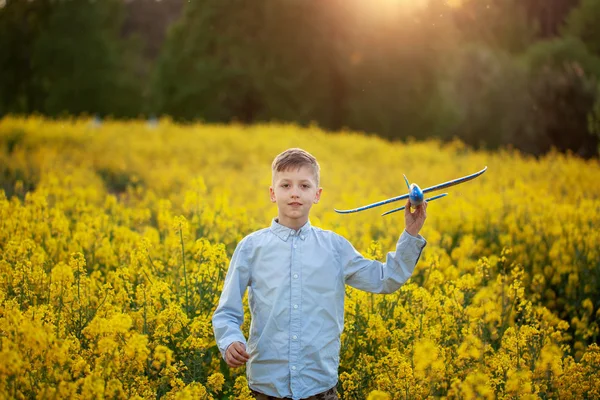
[334, 166, 488, 216]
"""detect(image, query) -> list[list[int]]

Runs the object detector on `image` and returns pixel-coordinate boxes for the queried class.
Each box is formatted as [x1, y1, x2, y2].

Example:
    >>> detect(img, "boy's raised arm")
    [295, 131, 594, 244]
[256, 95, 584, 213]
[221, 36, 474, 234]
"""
[338, 230, 426, 294]
[212, 237, 251, 360]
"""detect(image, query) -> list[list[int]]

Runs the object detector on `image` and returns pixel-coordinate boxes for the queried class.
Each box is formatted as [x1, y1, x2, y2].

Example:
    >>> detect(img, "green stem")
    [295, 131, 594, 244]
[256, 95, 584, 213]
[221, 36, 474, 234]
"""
[143, 287, 148, 336]
[180, 222, 190, 316]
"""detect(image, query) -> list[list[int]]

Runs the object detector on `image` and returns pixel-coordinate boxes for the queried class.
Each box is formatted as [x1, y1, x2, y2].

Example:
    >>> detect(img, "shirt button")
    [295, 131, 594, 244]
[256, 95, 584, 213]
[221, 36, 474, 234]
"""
[291, 366, 296, 371]
[293, 244, 297, 249]
[292, 335, 298, 340]
[301, 235, 305, 240]
[293, 304, 298, 309]
[293, 273, 298, 279]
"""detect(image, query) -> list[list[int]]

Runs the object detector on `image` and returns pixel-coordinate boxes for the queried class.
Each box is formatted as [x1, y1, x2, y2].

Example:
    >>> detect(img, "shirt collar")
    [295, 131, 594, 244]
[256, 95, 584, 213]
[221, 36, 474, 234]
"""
[270, 218, 311, 242]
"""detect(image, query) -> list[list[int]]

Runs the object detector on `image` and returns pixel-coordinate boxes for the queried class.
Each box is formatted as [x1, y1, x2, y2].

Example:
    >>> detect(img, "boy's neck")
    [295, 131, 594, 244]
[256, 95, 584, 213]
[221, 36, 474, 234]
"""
[276, 216, 308, 231]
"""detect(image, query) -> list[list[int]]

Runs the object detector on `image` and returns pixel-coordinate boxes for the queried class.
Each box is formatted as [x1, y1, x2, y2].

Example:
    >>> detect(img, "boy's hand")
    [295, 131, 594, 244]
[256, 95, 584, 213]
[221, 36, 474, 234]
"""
[404, 199, 427, 237]
[225, 341, 250, 368]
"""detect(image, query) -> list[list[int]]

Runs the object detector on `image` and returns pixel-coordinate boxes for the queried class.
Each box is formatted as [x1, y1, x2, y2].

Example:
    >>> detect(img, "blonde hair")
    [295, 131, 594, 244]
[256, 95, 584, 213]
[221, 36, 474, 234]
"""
[271, 148, 320, 185]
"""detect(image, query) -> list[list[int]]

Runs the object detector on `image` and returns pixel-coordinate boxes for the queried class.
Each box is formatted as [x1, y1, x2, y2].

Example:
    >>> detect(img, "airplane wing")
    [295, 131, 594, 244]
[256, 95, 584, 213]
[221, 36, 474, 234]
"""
[381, 193, 448, 216]
[421, 166, 487, 194]
[334, 166, 487, 214]
[333, 192, 410, 214]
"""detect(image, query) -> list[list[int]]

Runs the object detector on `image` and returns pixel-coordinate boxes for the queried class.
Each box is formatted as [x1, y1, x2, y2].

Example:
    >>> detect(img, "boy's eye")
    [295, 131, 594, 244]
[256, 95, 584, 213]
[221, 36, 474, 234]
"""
[302, 184, 310, 189]
[281, 184, 289, 188]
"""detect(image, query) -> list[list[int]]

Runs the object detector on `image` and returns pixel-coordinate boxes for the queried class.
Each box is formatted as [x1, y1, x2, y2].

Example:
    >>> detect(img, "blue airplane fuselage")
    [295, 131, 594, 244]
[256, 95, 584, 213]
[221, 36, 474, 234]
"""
[409, 184, 424, 206]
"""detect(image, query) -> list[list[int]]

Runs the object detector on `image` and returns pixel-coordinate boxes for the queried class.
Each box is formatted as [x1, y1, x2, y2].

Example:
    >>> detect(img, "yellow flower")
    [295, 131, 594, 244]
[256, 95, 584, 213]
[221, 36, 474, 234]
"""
[233, 376, 255, 400]
[206, 373, 225, 393]
[2, 116, 599, 399]
[367, 390, 391, 400]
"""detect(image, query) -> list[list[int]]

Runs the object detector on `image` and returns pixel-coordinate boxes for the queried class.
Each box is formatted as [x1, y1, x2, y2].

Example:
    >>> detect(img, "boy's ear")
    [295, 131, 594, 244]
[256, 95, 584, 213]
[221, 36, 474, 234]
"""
[269, 186, 276, 203]
[314, 187, 323, 203]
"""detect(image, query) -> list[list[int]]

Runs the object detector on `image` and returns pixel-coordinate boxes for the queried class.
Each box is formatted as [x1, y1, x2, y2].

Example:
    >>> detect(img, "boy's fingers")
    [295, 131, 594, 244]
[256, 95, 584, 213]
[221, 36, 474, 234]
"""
[230, 348, 244, 362]
[233, 343, 250, 359]
[226, 353, 243, 367]
[225, 353, 235, 366]
[229, 344, 249, 363]
[225, 344, 244, 367]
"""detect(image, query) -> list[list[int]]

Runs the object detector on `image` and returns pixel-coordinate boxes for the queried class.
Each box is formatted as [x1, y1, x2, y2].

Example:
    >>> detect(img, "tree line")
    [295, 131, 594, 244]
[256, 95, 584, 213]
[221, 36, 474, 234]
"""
[1, 0, 599, 157]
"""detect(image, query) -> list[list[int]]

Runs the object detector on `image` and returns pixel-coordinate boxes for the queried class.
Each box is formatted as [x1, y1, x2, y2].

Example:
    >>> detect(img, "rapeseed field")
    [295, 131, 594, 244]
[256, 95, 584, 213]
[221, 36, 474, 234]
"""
[1, 116, 599, 399]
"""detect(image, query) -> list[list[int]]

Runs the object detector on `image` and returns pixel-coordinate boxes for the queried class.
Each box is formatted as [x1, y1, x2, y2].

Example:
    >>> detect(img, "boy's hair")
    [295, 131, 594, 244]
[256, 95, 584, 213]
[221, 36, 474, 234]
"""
[272, 148, 320, 185]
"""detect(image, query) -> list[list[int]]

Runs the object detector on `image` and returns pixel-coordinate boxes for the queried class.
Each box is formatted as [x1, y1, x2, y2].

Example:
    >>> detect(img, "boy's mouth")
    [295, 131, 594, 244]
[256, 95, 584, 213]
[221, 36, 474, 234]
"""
[289, 202, 302, 206]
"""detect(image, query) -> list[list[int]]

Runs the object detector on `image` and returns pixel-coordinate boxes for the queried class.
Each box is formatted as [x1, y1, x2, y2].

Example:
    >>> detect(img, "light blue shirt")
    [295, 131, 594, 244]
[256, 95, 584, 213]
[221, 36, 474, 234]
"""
[212, 219, 426, 400]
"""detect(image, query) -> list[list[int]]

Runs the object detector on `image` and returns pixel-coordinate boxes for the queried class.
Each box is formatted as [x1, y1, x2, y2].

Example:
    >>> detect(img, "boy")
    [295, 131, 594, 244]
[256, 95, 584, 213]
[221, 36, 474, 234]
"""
[212, 148, 427, 400]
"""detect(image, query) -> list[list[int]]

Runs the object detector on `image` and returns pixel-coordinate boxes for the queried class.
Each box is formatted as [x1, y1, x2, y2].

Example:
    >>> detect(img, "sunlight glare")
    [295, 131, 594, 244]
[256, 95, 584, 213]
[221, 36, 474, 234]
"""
[446, 0, 464, 8]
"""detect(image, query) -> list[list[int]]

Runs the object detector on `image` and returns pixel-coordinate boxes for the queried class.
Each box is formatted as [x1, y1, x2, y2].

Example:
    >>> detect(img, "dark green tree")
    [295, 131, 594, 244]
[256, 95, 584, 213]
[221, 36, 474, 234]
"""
[151, 0, 343, 128]
[0, 0, 52, 115]
[151, 0, 263, 122]
[525, 36, 600, 76]
[520, 37, 600, 158]
[250, 0, 347, 130]
[451, 0, 538, 54]
[562, 0, 600, 56]
[31, 0, 141, 118]
[0, 0, 142, 118]
[441, 45, 532, 150]
[522, 0, 580, 37]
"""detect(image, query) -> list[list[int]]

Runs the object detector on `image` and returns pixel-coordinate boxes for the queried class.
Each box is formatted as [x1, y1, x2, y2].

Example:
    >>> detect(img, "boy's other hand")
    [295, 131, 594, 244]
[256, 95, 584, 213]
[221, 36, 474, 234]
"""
[404, 200, 427, 237]
[225, 341, 250, 368]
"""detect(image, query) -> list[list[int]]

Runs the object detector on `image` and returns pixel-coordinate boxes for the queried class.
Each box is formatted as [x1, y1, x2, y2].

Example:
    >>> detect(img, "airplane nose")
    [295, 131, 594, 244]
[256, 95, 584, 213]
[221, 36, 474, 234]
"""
[409, 184, 424, 205]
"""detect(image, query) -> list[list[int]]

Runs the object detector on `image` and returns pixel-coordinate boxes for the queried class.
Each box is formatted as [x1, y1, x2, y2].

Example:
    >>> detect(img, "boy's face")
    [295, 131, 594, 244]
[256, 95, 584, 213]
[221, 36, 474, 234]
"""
[270, 165, 322, 229]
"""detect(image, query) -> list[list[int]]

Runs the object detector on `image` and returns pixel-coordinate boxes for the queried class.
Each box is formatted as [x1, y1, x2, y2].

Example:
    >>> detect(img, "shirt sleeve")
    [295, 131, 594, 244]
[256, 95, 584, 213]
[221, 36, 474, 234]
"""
[212, 236, 252, 359]
[337, 230, 426, 294]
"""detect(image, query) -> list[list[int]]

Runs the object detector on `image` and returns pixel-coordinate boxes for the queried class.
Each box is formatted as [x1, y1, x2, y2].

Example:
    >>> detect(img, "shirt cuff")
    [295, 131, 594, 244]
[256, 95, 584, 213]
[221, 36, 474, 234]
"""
[400, 229, 427, 265]
[402, 229, 426, 246]
[220, 335, 248, 360]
